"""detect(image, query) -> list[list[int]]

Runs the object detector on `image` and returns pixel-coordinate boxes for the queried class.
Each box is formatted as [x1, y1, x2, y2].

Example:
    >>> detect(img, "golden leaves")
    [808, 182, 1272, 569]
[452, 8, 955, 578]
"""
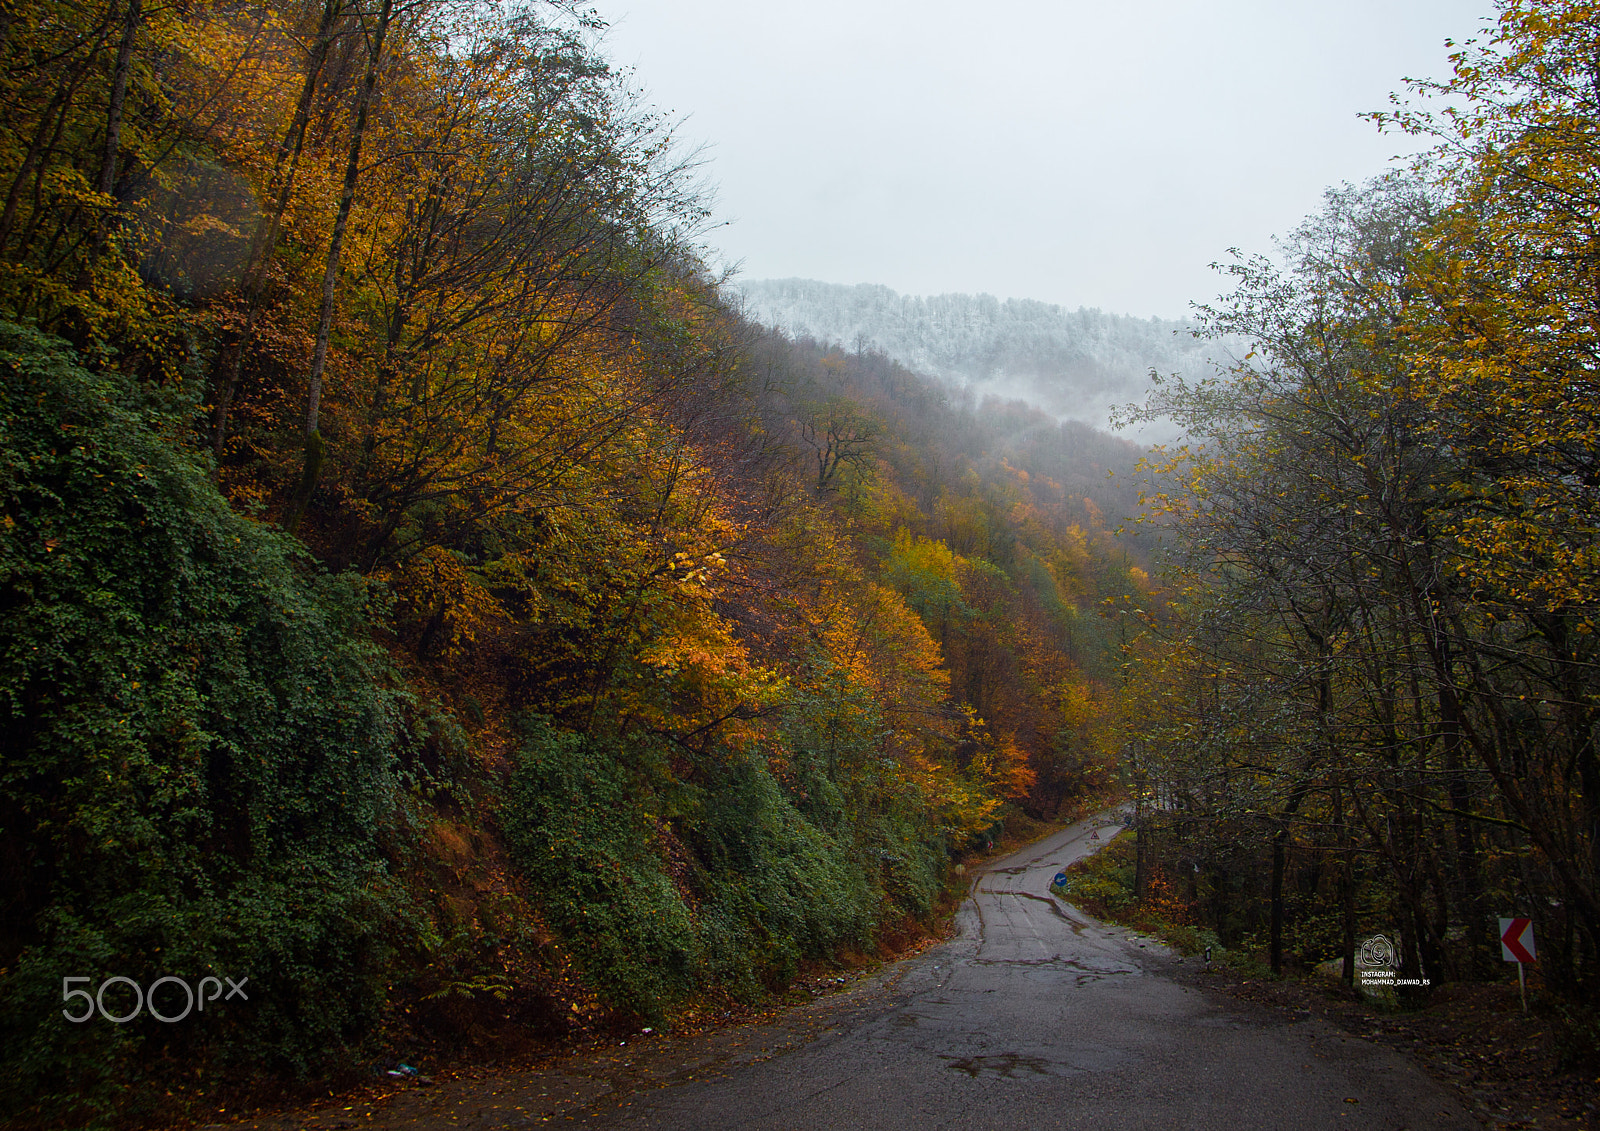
[379, 545, 504, 661]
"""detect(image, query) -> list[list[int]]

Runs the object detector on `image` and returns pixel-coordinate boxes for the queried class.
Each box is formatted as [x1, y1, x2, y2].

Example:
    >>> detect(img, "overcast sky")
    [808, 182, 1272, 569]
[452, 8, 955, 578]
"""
[591, 0, 1499, 319]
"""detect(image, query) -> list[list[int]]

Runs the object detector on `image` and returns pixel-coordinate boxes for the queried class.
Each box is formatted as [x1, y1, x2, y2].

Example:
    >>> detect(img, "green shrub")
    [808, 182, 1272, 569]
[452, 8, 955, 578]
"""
[501, 715, 947, 1019]
[0, 325, 412, 1122]
[500, 719, 700, 1021]
[694, 756, 876, 985]
[861, 806, 946, 923]
[1051, 834, 1136, 914]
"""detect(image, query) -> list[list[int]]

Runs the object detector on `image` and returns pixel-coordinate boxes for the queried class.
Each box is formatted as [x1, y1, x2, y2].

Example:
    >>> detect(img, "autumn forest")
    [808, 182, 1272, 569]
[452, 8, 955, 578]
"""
[0, 0, 1157, 1119]
[3, 0, 1600, 1124]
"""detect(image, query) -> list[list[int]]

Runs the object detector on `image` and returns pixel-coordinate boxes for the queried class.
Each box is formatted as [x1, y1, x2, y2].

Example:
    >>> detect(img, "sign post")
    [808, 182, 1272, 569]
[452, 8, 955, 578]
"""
[1499, 917, 1536, 1012]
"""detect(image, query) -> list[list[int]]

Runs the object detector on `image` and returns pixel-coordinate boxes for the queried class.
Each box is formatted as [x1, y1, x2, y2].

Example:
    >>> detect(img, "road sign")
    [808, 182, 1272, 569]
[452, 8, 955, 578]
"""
[1051, 872, 1068, 888]
[1500, 918, 1536, 964]
[1500, 917, 1536, 1013]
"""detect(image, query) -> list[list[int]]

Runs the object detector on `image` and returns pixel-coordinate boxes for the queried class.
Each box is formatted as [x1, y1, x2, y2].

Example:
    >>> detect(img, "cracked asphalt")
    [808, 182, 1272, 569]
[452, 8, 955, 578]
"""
[244, 814, 1480, 1130]
[576, 813, 1478, 1129]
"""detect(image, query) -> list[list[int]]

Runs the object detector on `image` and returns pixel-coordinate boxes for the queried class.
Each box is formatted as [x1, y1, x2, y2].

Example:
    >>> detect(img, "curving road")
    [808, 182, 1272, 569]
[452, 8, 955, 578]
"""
[581, 812, 1477, 1130]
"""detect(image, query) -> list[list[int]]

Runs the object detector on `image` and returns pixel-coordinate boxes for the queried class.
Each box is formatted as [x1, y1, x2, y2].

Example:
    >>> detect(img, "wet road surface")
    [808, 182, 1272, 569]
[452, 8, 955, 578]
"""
[579, 812, 1476, 1129]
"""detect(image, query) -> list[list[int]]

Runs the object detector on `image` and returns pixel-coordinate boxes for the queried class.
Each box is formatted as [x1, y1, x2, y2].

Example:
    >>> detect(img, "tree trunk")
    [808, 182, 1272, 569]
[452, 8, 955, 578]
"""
[95, 0, 141, 201]
[1269, 827, 1288, 975]
[286, 0, 393, 532]
[1335, 787, 1356, 986]
[212, 0, 345, 455]
[73, 0, 142, 298]
[1269, 785, 1311, 976]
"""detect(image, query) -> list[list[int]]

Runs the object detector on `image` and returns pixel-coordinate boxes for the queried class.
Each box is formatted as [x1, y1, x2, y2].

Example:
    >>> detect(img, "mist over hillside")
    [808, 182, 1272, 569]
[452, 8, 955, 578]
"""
[734, 278, 1226, 440]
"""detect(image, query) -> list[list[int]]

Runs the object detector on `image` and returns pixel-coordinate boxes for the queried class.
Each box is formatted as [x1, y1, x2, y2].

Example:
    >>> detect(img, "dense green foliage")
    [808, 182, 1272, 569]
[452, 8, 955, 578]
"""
[501, 720, 702, 1017]
[0, 325, 413, 1119]
[0, 0, 1142, 1120]
[502, 716, 916, 1017]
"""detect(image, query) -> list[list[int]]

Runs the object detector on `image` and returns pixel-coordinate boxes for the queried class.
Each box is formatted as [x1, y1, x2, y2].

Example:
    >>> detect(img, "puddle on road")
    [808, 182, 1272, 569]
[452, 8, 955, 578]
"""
[943, 1053, 1059, 1079]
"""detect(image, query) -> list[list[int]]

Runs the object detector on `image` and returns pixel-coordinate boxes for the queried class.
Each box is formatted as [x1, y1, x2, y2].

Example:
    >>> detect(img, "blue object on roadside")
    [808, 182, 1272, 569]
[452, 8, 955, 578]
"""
[1051, 872, 1068, 887]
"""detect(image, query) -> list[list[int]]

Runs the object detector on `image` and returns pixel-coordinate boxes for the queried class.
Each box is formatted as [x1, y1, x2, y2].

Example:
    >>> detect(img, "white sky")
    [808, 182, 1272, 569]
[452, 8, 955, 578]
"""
[591, 0, 1500, 319]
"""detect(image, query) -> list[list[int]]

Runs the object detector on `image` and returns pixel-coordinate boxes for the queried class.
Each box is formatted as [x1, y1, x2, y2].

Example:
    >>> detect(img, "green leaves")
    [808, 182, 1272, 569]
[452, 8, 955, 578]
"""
[500, 711, 932, 1018]
[501, 719, 699, 1020]
[0, 325, 414, 1118]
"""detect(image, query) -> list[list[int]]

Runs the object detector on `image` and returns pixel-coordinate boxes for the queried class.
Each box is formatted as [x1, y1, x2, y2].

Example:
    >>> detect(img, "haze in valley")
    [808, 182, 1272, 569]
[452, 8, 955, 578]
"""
[593, 0, 1499, 320]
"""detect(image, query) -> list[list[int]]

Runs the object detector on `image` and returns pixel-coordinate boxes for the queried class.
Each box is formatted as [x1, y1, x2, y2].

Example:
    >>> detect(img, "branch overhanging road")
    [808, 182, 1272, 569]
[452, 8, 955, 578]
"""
[580, 811, 1476, 1130]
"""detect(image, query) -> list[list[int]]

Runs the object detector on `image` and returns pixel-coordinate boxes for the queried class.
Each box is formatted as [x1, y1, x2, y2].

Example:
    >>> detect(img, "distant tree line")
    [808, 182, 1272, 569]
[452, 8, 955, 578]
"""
[1123, 1, 1600, 1041]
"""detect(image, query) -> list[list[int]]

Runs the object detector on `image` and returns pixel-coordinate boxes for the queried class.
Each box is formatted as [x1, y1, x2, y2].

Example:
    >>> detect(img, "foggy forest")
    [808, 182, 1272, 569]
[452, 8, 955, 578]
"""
[1, 0, 1597, 1126]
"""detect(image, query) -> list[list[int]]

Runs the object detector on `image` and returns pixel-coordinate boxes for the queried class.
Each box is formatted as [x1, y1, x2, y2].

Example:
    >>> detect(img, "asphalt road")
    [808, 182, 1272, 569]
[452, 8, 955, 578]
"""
[577, 812, 1478, 1130]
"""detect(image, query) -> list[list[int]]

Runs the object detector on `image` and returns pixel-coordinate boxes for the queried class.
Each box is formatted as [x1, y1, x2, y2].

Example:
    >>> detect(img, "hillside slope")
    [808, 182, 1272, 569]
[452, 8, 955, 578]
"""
[734, 278, 1224, 438]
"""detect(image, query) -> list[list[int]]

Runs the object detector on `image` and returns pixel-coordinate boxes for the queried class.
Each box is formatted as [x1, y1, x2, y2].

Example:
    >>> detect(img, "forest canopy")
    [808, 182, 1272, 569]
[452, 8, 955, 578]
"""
[1116, 0, 1600, 1030]
[0, 0, 1141, 1121]
[10, 0, 1600, 1121]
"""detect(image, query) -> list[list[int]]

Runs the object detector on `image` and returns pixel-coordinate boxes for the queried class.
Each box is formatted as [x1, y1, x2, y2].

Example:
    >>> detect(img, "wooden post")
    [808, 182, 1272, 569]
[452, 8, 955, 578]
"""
[1133, 767, 1148, 902]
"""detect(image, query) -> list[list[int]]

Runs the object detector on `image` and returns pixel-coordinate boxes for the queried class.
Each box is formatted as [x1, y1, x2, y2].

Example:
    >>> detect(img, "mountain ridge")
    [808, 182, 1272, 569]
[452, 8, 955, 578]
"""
[732, 277, 1221, 438]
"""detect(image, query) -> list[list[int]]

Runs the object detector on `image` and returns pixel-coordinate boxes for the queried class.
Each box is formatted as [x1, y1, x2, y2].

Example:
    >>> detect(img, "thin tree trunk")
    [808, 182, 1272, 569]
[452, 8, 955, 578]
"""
[286, 0, 393, 532]
[1335, 786, 1356, 986]
[0, 31, 106, 255]
[1269, 828, 1288, 974]
[95, 0, 140, 201]
[305, 0, 392, 438]
[0, 87, 70, 252]
[1269, 786, 1310, 976]
[73, 0, 142, 294]
[212, 0, 344, 455]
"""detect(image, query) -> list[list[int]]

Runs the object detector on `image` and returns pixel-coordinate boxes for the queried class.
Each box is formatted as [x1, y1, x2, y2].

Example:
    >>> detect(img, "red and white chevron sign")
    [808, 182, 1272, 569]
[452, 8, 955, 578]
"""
[1499, 917, 1536, 964]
